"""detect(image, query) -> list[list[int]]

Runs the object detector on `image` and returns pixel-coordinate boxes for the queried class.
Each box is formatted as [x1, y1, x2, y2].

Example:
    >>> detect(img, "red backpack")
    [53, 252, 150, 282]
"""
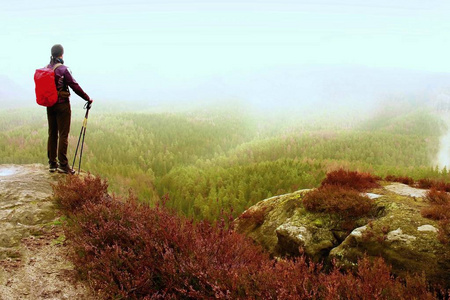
[34, 63, 62, 107]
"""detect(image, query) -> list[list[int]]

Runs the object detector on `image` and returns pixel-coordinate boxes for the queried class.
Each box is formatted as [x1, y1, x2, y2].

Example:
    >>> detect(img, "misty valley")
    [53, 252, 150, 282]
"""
[1, 96, 450, 298]
[0, 101, 448, 221]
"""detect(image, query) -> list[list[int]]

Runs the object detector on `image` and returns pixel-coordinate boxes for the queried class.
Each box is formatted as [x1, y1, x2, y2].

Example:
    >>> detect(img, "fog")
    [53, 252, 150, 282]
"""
[1, 1, 450, 168]
[1, 0, 450, 107]
[3, 63, 450, 116]
[438, 131, 450, 169]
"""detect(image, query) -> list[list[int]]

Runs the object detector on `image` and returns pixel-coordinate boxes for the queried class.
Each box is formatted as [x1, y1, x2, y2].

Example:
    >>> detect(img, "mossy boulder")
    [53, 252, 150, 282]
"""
[330, 191, 450, 287]
[234, 183, 450, 287]
[234, 190, 307, 256]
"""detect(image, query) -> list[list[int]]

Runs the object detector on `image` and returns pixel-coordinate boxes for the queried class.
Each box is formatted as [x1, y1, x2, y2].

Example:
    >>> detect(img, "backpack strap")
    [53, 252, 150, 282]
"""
[52, 63, 64, 93]
[53, 63, 63, 71]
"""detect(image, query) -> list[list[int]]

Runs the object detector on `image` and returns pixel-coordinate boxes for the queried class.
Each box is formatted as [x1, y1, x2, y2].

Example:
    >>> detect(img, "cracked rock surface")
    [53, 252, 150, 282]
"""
[234, 182, 450, 287]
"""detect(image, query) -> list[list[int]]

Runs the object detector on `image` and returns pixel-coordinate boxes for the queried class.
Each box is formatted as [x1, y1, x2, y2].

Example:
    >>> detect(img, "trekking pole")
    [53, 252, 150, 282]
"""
[71, 101, 92, 175]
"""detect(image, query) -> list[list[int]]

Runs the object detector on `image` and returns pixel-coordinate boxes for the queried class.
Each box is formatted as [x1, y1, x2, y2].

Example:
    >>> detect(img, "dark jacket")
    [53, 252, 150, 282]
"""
[47, 62, 90, 103]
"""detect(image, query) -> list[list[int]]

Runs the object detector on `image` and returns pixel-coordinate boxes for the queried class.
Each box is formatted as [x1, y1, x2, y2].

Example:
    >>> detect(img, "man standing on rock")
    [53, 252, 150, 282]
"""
[46, 44, 93, 174]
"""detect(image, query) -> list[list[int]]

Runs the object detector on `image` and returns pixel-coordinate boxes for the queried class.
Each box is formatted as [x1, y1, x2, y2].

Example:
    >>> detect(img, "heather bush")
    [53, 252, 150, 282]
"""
[417, 178, 434, 189]
[438, 219, 450, 244]
[302, 170, 378, 231]
[54, 175, 439, 299]
[303, 185, 374, 220]
[322, 257, 437, 300]
[424, 188, 450, 206]
[321, 168, 380, 191]
[421, 188, 450, 244]
[385, 175, 415, 185]
[417, 179, 450, 192]
[239, 206, 269, 227]
[53, 174, 109, 213]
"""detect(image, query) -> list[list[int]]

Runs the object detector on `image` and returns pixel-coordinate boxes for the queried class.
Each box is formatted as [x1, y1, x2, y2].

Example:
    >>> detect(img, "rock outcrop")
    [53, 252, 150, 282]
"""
[234, 183, 450, 287]
[0, 164, 93, 299]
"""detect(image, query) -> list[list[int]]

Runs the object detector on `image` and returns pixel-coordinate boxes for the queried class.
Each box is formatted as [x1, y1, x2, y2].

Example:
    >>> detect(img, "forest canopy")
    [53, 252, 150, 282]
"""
[0, 104, 448, 220]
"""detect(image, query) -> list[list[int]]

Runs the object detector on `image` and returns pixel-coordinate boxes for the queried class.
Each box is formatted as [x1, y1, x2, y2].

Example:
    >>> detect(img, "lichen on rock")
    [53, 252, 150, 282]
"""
[234, 181, 450, 288]
[0, 164, 94, 299]
[418, 224, 439, 232]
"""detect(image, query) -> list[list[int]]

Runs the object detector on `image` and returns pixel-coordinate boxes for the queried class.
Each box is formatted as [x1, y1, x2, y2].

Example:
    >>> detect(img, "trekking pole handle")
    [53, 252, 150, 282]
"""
[84, 100, 93, 110]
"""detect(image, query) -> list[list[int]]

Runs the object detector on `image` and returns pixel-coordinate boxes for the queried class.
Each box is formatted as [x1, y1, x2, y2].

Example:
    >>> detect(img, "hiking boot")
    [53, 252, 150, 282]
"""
[57, 165, 75, 175]
[49, 163, 58, 173]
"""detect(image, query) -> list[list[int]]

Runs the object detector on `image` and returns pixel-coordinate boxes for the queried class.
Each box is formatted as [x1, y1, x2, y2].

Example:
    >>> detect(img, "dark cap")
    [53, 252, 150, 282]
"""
[51, 44, 64, 58]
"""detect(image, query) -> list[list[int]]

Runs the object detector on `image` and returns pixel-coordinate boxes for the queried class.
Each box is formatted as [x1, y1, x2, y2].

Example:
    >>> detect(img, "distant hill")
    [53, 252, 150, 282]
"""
[130, 65, 450, 116]
[2, 65, 450, 112]
[203, 65, 450, 110]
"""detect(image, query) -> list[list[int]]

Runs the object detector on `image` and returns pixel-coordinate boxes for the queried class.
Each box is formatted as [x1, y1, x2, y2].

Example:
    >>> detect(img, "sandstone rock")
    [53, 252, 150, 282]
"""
[349, 225, 367, 238]
[329, 195, 450, 287]
[235, 183, 450, 287]
[386, 228, 417, 244]
[0, 164, 94, 299]
[384, 182, 427, 198]
[418, 225, 438, 232]
[365, 193, 382, 199]
[275, 222, 336, 261]
[0, 164, 56, 256]
[234, 190, 308, 256]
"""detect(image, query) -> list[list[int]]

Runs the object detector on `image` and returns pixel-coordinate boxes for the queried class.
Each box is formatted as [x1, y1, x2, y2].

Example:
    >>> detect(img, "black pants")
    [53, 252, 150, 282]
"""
[47, 102, 71, 167]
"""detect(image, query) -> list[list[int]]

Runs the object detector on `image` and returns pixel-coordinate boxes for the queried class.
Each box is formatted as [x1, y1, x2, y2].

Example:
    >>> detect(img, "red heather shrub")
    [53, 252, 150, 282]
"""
[424, 188, 450, 206]
[421, 188, 450, 244]
[322, 257, 436, 300]
[239, 206, 269, 227]
[303, 170, 378, 230]
[417, 179, 450, 192]
[437, 219, 450, 244]
[384, 175, 415, 186]
[53, 174, 109, 213]
[417, 178, 434, 189]
[54, 175, 439, 299]
[303, 185, 374, 219]
[322, 169, 380, 191]
[436, 182, 450, 192]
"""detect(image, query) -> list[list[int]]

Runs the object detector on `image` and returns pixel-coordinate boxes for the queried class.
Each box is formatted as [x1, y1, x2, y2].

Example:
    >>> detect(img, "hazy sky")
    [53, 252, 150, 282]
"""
[1, 0, 450, 102]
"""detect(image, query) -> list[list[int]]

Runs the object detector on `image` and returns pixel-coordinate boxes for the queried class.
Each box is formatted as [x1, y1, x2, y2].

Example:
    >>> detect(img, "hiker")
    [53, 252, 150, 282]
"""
[46, 44, 93, 174]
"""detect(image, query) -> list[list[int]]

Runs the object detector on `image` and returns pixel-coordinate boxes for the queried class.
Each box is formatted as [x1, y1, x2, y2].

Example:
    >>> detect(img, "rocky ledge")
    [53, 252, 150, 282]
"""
[0, 164, 93, 299]
[234, 183, 450, 287]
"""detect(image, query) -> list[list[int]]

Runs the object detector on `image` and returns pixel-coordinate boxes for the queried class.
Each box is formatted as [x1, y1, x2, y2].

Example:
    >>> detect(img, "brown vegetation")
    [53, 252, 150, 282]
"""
[321, 169, 380, 191]
[239, 206, 269, 227]
[384, 175, 415, 185]
[417, 179, 450, 192]
[303, 185, 373, 219]
[303, 169, 378, 224]
[421, 188, 450, 244]
[52, 175, 440, 299]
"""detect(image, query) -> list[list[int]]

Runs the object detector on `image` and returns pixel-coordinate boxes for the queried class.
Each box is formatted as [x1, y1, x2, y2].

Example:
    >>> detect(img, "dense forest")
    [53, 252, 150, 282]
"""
[0, 103, 448, 220]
